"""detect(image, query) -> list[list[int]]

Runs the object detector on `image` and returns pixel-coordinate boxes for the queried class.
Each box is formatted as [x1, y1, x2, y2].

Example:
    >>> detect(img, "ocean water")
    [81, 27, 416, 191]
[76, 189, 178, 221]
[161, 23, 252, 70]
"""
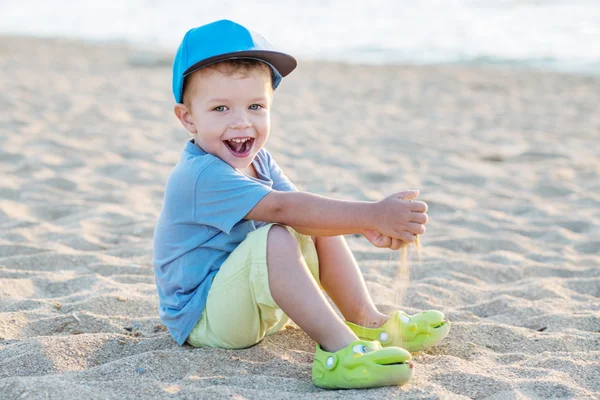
[1, 0, 599, 74]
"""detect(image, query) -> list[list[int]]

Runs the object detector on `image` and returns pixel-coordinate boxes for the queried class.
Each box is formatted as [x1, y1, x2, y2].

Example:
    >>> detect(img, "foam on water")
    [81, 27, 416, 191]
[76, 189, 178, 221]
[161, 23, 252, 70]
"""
[1, 0, 598, 74]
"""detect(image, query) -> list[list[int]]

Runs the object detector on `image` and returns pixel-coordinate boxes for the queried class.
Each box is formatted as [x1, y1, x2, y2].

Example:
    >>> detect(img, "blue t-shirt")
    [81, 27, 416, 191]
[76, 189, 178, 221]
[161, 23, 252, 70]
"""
[153, 140, 296, 345]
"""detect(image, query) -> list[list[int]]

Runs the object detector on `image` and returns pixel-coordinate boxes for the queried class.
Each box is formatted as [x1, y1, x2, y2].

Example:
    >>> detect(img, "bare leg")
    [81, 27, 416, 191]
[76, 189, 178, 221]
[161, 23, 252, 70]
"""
[267, 225, 357, 352]
[315, 235, 389, 328]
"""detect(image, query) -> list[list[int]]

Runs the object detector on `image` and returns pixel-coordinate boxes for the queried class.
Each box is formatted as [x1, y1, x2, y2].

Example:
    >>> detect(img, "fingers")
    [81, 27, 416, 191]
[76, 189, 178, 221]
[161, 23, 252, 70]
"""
[398, 231, 417, 243]
[375, 236, 392, 248]
[410, 211, 428, 224]
[407, 200, 428, 213]
[364, 229, 408, 250]
[406, 222, 426, 235]
[397, 190, 419, 200]
[365, 229, 418, 250]
[363, 229, 392, 248]
[379, 232, 416, 246]
[389, 238, 403, 250]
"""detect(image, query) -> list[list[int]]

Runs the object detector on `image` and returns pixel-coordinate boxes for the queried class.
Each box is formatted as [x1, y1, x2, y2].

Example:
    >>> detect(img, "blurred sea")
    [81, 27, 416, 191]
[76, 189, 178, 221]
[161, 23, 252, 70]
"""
[1, 0, 598, 74]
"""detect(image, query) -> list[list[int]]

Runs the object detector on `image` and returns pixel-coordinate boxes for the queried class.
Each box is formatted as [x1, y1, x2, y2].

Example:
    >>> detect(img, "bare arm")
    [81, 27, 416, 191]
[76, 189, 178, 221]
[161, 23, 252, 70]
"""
[245, 190, 427, 240]
[245, 191, 374, 236]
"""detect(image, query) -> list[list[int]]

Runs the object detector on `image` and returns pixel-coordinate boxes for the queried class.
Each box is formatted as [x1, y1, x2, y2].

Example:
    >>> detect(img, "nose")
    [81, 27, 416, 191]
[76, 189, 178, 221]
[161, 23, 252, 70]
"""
[229, 109, 252, 130]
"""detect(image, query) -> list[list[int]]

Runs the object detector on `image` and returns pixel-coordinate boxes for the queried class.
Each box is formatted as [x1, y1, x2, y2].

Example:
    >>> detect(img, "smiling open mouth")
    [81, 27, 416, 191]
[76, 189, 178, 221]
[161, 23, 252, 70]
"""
[224, 138, 254, 158]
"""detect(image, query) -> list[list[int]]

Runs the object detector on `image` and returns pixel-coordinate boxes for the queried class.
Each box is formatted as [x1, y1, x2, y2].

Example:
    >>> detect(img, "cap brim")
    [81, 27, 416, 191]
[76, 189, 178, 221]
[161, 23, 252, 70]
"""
[183, 50, 297, 78]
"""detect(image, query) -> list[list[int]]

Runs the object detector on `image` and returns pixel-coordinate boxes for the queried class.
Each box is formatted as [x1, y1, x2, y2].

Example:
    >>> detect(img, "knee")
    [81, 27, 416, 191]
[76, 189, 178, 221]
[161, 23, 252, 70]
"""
[267, 224, 297, 247]
[266, 225, 301, 260]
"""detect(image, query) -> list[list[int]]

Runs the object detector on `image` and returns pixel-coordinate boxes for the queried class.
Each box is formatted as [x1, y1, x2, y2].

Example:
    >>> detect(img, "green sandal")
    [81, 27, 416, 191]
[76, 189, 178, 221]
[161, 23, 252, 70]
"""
[312, 339, 413, 389]
[346, 310, 450, 353]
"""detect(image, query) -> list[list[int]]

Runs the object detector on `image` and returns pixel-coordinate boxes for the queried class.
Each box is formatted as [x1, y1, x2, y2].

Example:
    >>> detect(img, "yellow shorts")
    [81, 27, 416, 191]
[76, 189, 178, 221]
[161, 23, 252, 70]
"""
[186, 224, 320, 349]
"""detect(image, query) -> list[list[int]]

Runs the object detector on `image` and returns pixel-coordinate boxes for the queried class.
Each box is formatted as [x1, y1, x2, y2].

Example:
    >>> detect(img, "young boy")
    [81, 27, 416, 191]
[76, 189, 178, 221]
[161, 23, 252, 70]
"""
[153, 19, 450, 389]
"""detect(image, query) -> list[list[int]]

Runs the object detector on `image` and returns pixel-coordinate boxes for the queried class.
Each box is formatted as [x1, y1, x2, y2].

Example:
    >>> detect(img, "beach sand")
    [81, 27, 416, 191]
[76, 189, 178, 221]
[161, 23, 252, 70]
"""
[0, 36, 599, 399]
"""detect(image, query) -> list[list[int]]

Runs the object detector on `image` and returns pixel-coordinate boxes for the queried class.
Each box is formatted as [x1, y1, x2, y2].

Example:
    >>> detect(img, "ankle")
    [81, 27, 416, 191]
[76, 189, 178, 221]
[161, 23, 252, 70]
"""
[347, 312, 389, 329]
[320, 331, 358, 353]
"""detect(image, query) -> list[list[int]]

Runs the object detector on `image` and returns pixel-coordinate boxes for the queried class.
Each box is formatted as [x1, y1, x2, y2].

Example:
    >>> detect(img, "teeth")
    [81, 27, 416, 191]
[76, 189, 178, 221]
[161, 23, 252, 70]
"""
[230, 138, 250, 143]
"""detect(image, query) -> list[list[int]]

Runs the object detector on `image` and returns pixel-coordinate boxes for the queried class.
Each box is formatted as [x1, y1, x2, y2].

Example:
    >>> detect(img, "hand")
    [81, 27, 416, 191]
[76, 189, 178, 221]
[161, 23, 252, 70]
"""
[363, 228, 406, 250]
[364, 190, 427, 248]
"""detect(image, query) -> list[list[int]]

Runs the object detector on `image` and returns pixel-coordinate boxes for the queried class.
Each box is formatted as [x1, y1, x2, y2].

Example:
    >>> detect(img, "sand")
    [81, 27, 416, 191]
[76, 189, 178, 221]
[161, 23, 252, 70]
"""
[0, 36, 599, 399]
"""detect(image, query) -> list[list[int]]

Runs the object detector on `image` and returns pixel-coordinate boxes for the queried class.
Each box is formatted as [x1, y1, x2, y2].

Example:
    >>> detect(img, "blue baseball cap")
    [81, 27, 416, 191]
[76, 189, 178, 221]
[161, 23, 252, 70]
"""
[172, 19, 297, 103]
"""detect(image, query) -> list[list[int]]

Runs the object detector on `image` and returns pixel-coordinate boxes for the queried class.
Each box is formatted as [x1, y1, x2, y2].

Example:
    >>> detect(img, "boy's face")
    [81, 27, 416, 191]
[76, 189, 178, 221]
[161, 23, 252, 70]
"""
[174, 67, 273, 171]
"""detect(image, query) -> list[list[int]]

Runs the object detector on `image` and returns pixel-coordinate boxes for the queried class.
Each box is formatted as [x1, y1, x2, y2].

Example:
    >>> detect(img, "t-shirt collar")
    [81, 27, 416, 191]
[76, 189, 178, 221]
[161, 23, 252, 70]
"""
[185, 139, 207, 156]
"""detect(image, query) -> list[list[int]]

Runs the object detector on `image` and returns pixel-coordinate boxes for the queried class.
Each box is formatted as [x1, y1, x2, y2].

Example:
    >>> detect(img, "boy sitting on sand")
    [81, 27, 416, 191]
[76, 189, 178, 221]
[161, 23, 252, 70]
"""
[153, 19, 450, 389]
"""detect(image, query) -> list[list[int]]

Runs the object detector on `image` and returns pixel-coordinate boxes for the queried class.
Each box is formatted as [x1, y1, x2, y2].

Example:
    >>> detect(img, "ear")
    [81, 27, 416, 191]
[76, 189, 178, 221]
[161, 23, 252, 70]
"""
[174, 103, 197, 134]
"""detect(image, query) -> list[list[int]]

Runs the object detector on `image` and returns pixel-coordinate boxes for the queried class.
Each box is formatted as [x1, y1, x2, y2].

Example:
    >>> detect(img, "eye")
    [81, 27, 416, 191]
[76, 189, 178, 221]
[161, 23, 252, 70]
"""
[213, 106, 228, 112]
[352, 344, 371, 354]
[249, 104, 263, 111]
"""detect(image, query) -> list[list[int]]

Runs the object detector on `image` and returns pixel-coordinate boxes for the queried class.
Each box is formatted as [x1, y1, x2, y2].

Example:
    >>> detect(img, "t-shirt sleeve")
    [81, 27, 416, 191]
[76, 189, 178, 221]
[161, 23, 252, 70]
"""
[266, 150, 297, 192]
[194, 159, 272, 234]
